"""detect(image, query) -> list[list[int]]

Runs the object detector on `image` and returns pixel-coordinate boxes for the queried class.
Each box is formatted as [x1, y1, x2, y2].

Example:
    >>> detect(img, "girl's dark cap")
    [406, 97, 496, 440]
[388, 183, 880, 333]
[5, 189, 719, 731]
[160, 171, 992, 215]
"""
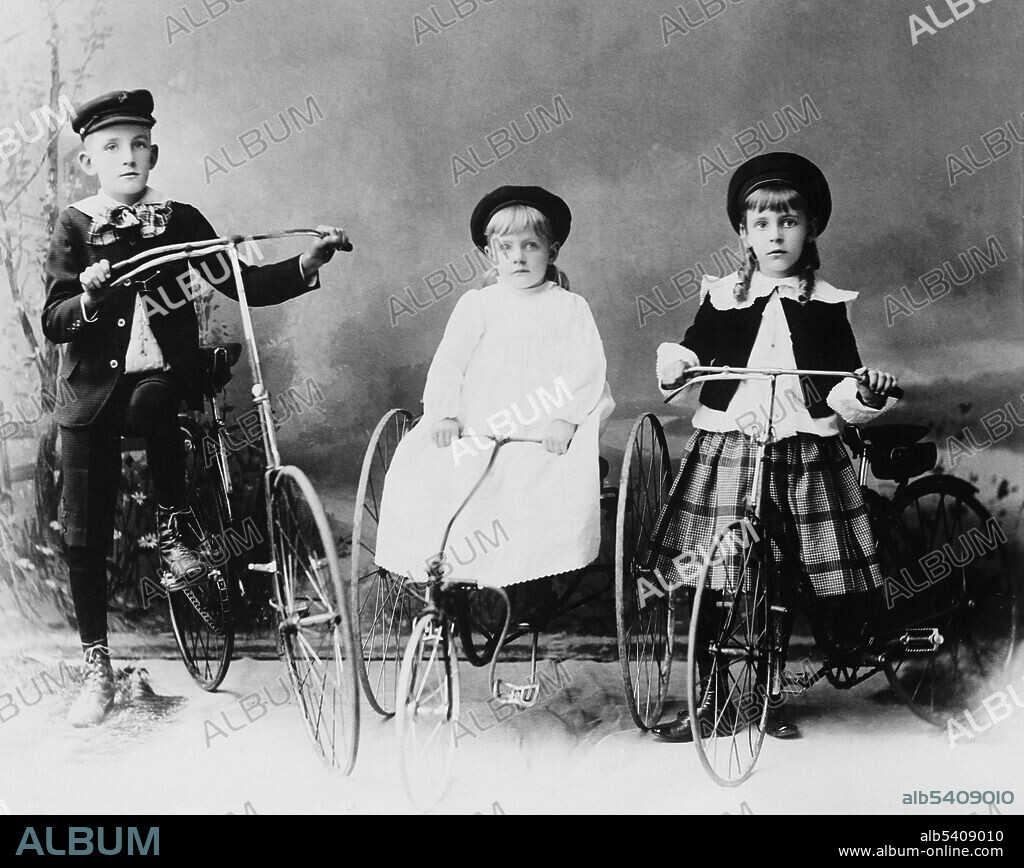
[471, 185, 571, 249]
[72, 89, 156, 139]
[727, 152, 831, 234]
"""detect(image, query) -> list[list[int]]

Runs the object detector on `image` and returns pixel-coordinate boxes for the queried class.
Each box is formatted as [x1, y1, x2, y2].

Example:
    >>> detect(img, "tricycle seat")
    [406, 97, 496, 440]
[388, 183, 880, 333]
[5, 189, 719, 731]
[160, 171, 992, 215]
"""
[853, 424, 929, 448]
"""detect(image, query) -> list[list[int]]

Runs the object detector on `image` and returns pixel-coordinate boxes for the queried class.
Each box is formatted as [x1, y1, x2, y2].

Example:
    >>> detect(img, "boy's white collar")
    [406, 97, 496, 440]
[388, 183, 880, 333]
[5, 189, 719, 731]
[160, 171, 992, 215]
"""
[70, 187, 168, 219]
[701, 269, 858, 309]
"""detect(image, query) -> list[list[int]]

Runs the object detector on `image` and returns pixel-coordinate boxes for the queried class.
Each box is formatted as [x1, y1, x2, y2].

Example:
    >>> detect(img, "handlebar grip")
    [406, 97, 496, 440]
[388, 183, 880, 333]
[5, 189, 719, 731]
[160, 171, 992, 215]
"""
[856, 373, 903, 400]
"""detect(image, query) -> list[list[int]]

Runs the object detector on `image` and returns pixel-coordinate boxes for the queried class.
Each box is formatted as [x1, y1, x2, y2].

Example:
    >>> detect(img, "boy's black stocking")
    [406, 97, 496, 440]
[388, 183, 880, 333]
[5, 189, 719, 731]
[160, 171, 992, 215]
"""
[66, 546, 108, 648]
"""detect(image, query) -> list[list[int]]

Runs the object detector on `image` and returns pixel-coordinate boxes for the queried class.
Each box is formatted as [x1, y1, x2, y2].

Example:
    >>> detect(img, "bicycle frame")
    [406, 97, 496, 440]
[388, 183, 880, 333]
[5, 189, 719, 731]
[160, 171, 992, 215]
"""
[109, 229, 346, 608]
[110, 229, 333, 472]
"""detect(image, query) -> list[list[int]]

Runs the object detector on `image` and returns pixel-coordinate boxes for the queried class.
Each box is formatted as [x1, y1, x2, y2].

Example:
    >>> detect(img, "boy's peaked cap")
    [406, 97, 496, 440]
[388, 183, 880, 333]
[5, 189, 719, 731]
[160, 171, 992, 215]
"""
[72, 89, 156, 139]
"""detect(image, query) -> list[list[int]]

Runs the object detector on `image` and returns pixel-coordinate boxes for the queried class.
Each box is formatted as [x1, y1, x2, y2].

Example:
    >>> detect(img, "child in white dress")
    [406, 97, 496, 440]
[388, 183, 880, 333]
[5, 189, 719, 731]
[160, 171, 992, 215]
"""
[375, 186, 613, 590]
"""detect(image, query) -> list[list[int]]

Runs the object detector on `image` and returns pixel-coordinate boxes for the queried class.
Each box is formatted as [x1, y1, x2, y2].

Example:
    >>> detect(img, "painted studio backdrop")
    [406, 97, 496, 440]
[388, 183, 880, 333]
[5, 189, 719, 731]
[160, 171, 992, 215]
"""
[1, 0, 1022, 549]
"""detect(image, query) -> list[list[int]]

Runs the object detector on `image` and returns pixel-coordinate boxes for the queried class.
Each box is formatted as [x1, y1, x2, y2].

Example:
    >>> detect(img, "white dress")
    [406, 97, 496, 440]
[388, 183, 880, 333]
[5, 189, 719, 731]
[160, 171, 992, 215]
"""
[375, 278, 613, 587]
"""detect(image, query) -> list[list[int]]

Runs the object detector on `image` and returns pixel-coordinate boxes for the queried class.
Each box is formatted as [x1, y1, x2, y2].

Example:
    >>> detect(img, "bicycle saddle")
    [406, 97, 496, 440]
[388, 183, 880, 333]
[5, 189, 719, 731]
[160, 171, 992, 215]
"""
[844, 423, 929, 450]
[199, 343, 243, 392]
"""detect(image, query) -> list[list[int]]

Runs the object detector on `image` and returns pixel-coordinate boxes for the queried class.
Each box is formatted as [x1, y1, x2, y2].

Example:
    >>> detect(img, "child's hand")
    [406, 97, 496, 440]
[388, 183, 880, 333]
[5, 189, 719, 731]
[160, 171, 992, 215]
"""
[299, 225, 352, 278]
[659, 357, 692, 389]
[543, 419, 577, 455]
[856, 367, 899, 408]
[432, 417, 460, 448]
[79, 259, 113, 309]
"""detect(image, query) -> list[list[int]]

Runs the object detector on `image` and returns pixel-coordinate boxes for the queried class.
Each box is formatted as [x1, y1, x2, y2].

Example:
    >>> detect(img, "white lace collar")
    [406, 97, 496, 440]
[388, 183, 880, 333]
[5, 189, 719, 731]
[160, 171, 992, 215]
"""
[700, 270, 858, 310]
[70, 187, 168, 219]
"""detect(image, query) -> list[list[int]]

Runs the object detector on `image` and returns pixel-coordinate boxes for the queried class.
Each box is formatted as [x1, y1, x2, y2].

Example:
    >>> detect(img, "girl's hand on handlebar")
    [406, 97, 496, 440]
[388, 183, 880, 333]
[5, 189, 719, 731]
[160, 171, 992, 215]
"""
[856, 367, 899, 408]
[543, 419, 576, 455]
[80, 259, 114, 307]
[659, 358, 693, 390]
[299, 225, 352, 277]
[432, 417, 461, 448]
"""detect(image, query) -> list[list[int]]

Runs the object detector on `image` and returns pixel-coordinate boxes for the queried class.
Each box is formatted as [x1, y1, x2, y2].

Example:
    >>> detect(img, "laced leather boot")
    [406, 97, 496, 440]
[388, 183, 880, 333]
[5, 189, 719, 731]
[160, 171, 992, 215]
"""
[158, 505, 207, 591]
[67, 644, 115, 728]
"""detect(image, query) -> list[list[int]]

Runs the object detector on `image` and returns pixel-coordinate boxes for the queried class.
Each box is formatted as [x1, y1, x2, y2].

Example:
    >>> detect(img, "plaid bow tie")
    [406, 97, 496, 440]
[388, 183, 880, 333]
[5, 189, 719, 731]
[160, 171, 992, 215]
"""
[87, 202, 172, 246]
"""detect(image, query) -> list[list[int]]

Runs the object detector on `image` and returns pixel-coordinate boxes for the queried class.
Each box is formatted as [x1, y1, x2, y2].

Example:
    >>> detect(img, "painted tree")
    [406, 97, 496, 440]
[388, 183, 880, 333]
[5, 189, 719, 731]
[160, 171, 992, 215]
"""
[0, 1, 109, 624]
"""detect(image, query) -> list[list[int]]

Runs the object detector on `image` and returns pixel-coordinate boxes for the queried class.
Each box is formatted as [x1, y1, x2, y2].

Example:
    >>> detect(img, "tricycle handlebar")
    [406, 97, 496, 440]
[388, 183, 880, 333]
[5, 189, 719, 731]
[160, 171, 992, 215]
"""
[662, 365, 904, 404]
[108, 228, 352, 289]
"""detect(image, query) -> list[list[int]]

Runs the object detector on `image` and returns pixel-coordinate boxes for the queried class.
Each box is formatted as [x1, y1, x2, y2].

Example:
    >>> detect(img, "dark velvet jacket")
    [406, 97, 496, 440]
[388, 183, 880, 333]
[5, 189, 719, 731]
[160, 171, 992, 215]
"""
[42, 201, 317, 428]
[679, 284, 863, 418]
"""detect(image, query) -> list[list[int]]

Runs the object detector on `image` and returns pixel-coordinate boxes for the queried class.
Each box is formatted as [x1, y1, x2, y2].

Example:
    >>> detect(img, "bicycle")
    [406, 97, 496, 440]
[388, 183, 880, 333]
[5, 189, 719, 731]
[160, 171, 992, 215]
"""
[353, 417, 634, 808]
[106, 229, 361, 772]
[350, 414, 623, 721]
[652, 365, 1015, 786]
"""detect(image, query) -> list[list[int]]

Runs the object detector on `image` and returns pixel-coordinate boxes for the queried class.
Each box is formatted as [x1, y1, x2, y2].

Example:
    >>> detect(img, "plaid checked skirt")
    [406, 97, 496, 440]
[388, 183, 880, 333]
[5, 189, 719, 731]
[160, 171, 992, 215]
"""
[651, 430, 883, 597]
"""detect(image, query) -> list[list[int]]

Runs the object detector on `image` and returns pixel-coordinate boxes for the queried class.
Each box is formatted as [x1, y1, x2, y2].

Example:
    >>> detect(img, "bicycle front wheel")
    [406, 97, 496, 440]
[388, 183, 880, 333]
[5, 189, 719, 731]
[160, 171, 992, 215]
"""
[270, 466, 360, 774]
[396, 611, 461, 811]
[688, 519, 773, 787]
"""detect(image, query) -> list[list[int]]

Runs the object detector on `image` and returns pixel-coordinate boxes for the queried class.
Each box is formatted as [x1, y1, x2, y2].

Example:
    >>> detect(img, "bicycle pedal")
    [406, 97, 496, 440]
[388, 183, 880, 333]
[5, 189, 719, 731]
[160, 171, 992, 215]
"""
[181, 581, 228, 635]
[493, 679, 540, 709]
[898, 627, 944, 653]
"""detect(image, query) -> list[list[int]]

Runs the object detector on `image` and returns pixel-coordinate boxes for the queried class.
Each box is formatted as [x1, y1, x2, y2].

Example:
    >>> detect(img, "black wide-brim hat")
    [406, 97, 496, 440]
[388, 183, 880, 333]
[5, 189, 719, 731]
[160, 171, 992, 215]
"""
[72, 89, 156, 139]
[470, 185, 571, 249]
[726, 152, 831, 234]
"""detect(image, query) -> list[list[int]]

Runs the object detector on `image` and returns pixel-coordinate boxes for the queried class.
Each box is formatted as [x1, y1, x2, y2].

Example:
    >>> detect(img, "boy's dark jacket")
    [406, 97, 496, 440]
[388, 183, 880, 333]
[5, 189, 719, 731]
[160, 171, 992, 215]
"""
[43, 202, 316, 428]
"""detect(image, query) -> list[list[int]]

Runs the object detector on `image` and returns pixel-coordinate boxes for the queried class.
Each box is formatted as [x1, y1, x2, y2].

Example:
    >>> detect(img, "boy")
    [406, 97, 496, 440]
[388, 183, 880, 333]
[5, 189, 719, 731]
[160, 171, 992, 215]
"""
[42, 89, 350, 726]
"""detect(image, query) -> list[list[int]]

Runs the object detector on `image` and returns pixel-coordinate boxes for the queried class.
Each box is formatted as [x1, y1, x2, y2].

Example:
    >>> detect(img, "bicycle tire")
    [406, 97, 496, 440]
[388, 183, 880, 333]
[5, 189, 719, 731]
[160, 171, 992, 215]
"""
[270, 465, 360, 774]
[877, 474, 1015, 725]
[615, 413, 675, 731]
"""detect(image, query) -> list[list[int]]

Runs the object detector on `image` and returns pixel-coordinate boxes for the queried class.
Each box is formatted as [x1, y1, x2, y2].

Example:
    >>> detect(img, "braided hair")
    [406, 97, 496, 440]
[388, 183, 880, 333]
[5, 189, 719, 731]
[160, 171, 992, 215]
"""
[733, 184, 819, 304]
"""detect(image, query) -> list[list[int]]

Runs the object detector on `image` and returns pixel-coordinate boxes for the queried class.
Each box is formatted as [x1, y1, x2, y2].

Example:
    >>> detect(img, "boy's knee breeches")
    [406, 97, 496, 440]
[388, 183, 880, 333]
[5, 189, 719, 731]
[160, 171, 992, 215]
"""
[59, 372, 186, 553]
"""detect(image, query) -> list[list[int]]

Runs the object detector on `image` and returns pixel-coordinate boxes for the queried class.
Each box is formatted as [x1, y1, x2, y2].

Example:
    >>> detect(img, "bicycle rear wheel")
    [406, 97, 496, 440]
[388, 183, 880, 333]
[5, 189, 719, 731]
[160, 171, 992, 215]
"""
[878, 475, 1015, 725]
[688, 519, 773, 787]
[168, 422, 235, 691]
[396, 610, 460, 811]
[270, 466, 359, 774]
[350, 409, 423, 716]
[615, 413, 674, 730]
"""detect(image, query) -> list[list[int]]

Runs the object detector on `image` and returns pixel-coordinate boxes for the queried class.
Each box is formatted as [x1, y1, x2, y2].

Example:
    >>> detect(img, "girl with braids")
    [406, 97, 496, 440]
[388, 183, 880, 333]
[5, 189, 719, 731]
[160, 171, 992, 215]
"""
[650, 153, 900, 743]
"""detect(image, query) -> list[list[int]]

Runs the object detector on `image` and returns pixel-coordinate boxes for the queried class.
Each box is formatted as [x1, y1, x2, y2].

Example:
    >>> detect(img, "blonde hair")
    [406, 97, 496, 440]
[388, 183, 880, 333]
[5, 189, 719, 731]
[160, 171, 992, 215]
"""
[734, 185, 819, 303]
[482, 204, 569, 289]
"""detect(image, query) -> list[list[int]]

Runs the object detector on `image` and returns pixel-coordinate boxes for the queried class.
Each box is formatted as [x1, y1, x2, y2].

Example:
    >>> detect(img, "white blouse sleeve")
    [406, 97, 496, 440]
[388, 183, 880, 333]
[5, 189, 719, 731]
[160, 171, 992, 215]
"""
[550, 295, 609, 426]
[826, 377, 898, 423]
[422, 291, 485, 421]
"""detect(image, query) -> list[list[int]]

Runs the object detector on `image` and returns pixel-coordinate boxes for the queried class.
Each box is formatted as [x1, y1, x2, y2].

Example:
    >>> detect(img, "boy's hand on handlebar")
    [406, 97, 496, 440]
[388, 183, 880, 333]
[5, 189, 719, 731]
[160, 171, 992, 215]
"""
[79, 259, 114, 308]
[543, 419, 576, 455]
[432, 417, 460, 448]
[856, 367, 899, 408]
[299, 225, 352, 277]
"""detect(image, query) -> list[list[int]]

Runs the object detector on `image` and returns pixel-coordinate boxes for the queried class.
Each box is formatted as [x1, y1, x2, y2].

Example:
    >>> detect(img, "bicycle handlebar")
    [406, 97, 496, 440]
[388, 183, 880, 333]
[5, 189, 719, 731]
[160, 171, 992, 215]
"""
[107, 228, 352, 289]
[661, 365, 904, 404]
